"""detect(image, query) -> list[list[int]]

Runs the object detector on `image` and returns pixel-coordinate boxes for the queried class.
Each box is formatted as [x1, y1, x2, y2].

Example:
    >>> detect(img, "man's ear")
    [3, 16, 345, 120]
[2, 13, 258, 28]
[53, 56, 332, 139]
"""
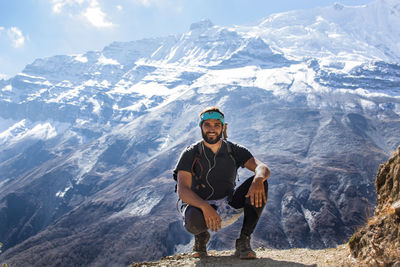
[223, 123, 228, 139]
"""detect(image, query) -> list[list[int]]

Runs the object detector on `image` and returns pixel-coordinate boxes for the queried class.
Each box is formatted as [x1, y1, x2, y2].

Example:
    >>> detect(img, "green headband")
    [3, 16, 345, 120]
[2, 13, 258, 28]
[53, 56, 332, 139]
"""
[199, 111, 225, 126]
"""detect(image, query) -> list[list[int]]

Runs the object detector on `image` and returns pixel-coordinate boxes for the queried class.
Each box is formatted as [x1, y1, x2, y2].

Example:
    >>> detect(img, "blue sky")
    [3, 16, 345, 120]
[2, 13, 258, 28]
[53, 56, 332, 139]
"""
[0, 0, 374, 79]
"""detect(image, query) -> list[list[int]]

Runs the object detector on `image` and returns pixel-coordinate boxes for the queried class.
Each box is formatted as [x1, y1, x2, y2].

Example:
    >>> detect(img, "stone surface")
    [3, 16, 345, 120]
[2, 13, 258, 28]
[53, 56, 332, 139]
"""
[349, 146, 400, 265]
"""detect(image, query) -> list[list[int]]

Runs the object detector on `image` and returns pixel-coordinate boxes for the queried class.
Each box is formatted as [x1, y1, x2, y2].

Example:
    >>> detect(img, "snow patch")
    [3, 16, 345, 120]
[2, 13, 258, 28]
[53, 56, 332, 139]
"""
[88, 97, 102, 115]
[83, 79, 98, 87]
[46, 87, 81, 103]
[56, 80, 73, 87]
[74, 55, 88, 63]
[27, 88, 49, 101]
[157, 134, 170, 151]
[194, 66, 258, 93]
[19, 122, 57, 140]
[81, 79, 111, 89]
[97, 54, 120, 65]
[70, 139, 108, 183]
[302, 206, 315, 229]
[75, 118, 90, 126]
[1, 85, 12, 92]
[127, 82, 171, 97]
[0, 120, 60, 145]
[100, 80, 111, 88]
[111, 187, 163, 218]
[359, 98, 376, 111]
[56, 184, 72, 198]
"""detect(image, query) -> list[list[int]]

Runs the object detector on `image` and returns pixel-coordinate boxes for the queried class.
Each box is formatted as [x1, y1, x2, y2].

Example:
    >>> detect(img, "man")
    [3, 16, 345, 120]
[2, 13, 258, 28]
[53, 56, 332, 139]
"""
[174, 107, 270, 259]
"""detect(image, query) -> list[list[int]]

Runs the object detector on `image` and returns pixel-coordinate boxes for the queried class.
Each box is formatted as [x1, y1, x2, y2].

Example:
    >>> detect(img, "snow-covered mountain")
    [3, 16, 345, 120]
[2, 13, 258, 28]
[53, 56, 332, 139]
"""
[1, 1, 400, 266]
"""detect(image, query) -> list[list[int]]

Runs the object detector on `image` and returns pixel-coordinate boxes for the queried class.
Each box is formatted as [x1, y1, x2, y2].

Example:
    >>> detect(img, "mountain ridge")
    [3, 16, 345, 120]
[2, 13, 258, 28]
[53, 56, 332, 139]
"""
[0, 0, 400, 266]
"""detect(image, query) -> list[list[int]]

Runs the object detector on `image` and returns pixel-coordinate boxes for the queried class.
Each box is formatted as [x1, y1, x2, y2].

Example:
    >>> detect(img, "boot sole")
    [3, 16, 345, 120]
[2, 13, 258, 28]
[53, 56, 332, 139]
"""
[192, 251, 207, 258]
[235, 251, 257, 259]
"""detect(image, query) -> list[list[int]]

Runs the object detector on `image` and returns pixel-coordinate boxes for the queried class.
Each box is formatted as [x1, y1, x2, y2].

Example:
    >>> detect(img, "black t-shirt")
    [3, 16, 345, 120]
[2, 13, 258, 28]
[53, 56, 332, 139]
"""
[174, 140, 253, 200]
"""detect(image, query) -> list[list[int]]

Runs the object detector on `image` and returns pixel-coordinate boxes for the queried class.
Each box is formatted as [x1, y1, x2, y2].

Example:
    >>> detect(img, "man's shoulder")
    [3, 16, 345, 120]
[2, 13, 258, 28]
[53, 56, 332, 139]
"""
[225, 140, 249, 152]
[181, 140, 202, 155]
[224, 140, 253, 165]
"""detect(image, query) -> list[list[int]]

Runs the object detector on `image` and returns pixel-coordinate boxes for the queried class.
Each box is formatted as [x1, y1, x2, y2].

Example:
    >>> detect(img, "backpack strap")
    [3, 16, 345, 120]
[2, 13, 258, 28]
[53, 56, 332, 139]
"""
[190, 141, 205, 192]
[197, 141, 203, 157]
[191, 141, 203, 177]
[224, 140, 236, 167]
[174, 141, 203, 193]
[224, 140, 239, 185]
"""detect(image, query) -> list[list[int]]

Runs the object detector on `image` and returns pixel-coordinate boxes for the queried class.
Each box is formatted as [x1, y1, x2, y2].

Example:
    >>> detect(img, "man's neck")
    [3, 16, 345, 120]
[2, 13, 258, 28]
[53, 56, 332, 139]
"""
[202, 139, 222, 154]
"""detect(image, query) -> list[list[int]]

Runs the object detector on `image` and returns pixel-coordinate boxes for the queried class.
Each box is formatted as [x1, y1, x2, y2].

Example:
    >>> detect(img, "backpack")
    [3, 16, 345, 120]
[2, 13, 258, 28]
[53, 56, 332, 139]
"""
[173, 140, 237, 193]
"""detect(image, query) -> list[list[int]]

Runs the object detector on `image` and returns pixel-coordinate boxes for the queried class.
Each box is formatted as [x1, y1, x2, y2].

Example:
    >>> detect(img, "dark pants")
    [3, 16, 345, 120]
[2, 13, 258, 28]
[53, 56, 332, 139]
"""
[183, 176, 268, 236]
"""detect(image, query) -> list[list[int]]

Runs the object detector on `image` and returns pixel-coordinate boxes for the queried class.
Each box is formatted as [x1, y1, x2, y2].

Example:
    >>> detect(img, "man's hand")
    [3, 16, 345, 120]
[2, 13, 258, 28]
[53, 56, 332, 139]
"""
[245, 177, 267, 208]
[201, 203, 222, 232]
[243, 157, 270, 208]
[178, 171, 222, 232]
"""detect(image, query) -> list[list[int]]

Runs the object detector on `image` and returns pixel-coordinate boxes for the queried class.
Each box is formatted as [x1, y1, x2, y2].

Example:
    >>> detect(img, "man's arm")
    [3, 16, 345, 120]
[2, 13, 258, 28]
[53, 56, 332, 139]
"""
[244, 157, 270, 208]
[177, 170, 222, 232]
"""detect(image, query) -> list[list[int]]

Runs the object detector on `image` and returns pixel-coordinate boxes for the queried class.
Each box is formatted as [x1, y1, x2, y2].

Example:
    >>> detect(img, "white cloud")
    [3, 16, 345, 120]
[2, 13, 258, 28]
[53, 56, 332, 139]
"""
[50, 0, 114, 28]
[136, 0, 151, 6]
[131, 0, 183, 13]
[51, 1, 64, 13]
[82, 0, 114, 28]
[51, 0, 86, 13]
[1, 26, 26, 48]
[132, 0, 169, 7]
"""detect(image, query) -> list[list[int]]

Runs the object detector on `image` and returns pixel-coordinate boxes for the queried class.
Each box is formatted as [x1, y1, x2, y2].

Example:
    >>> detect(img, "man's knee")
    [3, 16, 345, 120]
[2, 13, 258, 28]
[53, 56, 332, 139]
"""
[183, 206, 207, 235]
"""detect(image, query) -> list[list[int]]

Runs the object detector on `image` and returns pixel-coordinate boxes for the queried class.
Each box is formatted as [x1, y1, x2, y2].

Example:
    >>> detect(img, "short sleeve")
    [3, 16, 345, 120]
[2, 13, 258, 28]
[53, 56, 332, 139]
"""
[231, 142, 253, 168]
[174, 144, 197, 174]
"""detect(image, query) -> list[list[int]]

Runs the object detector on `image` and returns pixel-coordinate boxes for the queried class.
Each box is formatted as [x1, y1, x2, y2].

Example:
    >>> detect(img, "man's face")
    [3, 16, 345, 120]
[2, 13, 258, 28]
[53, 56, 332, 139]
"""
[201, 119, 223, 144]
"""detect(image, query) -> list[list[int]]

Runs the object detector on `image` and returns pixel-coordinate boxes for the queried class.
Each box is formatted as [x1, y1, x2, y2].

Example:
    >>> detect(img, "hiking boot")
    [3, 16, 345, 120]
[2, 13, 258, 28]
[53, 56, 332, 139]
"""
[192, 231, 210, 258]
[234, 235, 256, 259]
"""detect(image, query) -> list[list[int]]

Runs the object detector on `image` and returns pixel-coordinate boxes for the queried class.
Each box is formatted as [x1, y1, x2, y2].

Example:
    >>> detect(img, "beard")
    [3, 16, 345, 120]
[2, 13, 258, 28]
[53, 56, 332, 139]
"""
[202, 130, 223, 144]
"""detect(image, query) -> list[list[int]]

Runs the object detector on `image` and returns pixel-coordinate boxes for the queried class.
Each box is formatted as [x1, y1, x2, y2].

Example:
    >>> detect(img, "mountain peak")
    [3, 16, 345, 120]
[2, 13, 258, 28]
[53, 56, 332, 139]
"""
[189, 19, 214, 31]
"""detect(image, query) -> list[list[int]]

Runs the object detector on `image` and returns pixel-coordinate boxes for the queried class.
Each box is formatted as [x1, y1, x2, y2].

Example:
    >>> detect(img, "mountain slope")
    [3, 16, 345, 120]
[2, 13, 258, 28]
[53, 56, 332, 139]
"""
[1, 1, 400, 266]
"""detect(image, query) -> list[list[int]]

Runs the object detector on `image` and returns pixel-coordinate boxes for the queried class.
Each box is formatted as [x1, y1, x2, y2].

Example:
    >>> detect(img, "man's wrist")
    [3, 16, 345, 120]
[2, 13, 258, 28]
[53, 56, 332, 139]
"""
[199, 201, 211, 210]
[254, 176, 265, 182]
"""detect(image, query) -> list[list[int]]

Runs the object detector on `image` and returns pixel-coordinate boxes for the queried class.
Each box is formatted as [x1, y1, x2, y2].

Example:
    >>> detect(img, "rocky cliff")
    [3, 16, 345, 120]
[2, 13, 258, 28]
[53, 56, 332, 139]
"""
[349, 146, 400, 265]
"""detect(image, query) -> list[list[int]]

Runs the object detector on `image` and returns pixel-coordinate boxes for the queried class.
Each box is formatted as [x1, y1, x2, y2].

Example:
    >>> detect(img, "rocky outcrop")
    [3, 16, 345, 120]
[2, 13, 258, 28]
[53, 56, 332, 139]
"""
[349, 146, 400, 265]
